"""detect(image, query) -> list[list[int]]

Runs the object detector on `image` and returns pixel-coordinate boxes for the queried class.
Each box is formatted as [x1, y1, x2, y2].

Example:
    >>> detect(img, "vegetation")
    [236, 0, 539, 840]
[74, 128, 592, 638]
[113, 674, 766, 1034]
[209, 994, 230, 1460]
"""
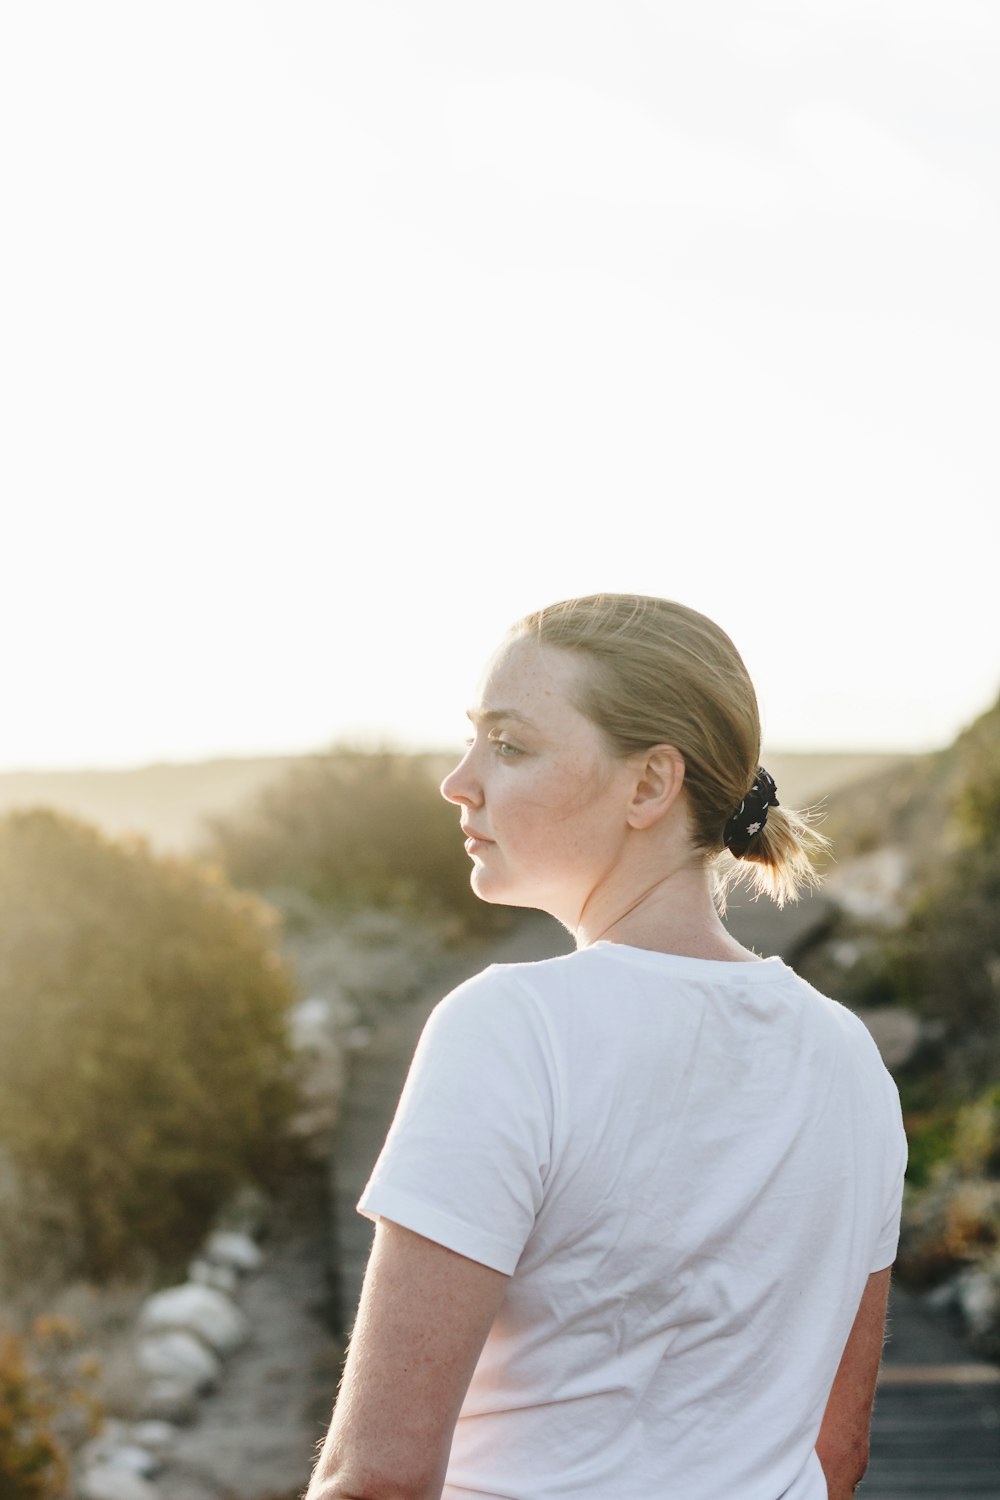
[0, 809, 300, 1283]
[897, 1083, 1000, 1290]
[846, 692, 1000, 1083]
[0, 1329, 66, 1499]
[204, 748, 503, 935]
[0, 1316, 102, 1500]
[811, 690, 1000, 1301]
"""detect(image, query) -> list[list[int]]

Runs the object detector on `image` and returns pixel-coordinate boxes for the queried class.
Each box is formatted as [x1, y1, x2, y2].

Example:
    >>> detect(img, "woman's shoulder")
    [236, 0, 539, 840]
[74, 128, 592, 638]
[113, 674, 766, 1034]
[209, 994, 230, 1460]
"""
[435, 949, 584, 1018]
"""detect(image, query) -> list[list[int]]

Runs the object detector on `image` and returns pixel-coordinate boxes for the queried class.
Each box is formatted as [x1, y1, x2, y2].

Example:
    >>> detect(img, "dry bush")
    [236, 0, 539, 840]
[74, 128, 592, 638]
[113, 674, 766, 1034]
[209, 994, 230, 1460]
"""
[0, 809, 301, 1284]
[0, 1316, 102, 1500]
[203, 749, 502, 935]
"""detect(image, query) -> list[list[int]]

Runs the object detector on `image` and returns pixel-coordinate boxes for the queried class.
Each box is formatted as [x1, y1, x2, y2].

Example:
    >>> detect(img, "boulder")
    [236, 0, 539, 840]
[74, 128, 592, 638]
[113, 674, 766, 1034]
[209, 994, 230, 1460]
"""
[129, 1419, 179, 1455]
[77, 1465, 160, 1500]
[135, 1373, 200, 1423]
[188, 1255, 240, 1297]
[136, 1328, 221, 1391]
[824, 847, 909, 927]
[955, 1254, 1000, 1348]
[204, 1228, 264, 1274]
[77, 1438, 161, 1478]
[140, 1281, 248, 1356]
[214, 1182, 271, 1238]
[290, 995, 343, 1050]
[924, 1277, 960, 1313]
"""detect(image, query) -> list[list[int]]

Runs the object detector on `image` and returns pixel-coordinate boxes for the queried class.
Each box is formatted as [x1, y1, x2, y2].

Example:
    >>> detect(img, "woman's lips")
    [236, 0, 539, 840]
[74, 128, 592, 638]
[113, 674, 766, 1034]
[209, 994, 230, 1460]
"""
[463, 831, 494, 854]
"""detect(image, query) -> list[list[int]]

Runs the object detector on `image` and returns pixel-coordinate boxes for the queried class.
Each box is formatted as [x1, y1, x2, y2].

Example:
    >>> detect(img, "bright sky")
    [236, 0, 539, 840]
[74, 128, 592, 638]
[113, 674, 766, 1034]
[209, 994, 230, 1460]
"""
[3, 1, 998, 771]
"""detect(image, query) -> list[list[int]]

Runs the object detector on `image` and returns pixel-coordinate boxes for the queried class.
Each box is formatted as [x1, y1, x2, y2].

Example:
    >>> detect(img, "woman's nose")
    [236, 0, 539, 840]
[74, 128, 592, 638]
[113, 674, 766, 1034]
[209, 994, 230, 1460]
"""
[440, 751, 481, 807]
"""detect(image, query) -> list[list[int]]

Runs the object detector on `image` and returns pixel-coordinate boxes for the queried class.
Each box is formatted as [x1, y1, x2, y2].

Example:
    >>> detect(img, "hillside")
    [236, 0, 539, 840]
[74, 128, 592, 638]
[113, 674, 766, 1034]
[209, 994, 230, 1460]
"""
[820, 689, 1000, 874]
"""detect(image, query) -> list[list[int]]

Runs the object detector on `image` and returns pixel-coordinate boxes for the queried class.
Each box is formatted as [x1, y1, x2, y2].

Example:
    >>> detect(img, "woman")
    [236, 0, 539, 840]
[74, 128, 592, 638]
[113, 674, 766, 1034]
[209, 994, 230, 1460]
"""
[305, 595, 907, 1500]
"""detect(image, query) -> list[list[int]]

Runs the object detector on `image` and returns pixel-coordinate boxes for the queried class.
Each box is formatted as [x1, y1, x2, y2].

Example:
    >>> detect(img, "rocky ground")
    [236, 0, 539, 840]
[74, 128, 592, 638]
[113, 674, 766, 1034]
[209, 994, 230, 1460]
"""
[152, 1162, 341, 1500]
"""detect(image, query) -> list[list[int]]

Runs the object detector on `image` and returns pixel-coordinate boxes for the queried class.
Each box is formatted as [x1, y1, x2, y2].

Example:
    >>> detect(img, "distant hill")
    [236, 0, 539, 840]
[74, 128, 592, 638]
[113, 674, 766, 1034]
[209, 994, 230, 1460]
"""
[0, 757, 302, 855]
[0, 749, 915, 856]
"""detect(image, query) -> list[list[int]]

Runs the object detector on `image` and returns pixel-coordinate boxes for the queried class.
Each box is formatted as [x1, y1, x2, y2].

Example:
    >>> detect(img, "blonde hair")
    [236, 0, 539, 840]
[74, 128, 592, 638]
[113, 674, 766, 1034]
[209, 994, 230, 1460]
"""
[510, 594, 827, 907]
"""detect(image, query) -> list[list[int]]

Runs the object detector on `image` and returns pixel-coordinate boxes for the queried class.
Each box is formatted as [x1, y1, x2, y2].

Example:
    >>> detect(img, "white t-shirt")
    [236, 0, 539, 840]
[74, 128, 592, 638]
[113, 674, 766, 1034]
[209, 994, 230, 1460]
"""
[358, 942, 907, 1500]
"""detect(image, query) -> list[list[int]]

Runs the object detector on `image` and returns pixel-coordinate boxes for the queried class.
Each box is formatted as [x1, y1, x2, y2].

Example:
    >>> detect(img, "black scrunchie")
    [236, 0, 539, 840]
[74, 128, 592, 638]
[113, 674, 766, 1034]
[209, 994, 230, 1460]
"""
[723, 767, 779, 858]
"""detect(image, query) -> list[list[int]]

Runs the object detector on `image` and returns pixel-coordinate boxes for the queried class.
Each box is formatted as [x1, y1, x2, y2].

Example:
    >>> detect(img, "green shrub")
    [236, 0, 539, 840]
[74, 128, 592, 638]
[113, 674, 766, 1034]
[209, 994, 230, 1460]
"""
[954, 696, 1000, 849]
[204, 749, 501, 934]
[0, 809, 300, 1282]
[850, 700, 1000, 1083]
[897, 1082, 1000, 1287]
[891, 840, 1000, 1077]
[903, 1109, 957, 1190]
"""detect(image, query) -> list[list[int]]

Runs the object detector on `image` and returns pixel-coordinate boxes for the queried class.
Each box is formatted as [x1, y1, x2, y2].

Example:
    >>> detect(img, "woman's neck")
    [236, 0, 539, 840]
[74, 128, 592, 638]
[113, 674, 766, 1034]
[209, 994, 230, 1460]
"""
[574, 861, 759, 962]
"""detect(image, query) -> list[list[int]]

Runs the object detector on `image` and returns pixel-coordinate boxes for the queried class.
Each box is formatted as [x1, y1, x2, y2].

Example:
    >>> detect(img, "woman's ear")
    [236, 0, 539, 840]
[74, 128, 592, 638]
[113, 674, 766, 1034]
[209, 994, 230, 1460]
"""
[626, 746, 686, 830]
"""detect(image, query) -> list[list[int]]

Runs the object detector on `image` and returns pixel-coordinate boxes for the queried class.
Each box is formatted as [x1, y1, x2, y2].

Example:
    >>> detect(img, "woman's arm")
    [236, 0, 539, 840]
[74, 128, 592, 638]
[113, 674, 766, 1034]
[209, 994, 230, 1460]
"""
[305, 1218, 509, 1500]
[815, 1266, 892, 1499]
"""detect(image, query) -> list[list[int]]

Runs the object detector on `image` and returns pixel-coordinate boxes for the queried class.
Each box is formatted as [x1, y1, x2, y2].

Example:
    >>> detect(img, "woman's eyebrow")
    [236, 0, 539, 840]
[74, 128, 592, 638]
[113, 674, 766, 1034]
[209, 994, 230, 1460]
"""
[466, 708, 536, 728]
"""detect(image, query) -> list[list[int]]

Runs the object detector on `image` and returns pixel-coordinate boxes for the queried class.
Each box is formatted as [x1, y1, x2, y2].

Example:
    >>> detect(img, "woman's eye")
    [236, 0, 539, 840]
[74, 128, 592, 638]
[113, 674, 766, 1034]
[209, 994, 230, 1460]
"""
[492, 739, 522, 758]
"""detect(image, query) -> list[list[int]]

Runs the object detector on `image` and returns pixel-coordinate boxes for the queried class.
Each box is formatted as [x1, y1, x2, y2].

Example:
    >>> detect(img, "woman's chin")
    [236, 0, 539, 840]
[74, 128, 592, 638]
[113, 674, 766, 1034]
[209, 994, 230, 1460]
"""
[470, 868, 551, 914]
[470, 867, 525, 908]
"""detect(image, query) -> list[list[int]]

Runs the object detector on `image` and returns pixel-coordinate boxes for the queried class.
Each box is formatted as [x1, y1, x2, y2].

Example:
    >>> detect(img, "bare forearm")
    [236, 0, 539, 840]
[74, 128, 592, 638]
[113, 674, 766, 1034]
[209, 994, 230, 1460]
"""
[304, 1423, 443, 1500]
[816, 1436, 869, 1500]
[819, 1474, 866, 1499]
[305, 1467, 440, 1500]
[303, 1222, 502, 1500]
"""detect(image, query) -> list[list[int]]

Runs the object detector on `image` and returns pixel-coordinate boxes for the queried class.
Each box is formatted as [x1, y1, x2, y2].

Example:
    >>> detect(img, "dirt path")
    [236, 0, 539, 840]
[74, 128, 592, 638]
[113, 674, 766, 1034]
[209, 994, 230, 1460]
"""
[154, 914, 571, 1500]
[154, 1163, 341, 1500]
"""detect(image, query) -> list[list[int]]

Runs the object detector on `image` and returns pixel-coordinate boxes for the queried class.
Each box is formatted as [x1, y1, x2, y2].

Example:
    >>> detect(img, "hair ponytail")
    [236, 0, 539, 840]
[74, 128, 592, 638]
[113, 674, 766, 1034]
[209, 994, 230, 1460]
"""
[719, 802, 829, 909]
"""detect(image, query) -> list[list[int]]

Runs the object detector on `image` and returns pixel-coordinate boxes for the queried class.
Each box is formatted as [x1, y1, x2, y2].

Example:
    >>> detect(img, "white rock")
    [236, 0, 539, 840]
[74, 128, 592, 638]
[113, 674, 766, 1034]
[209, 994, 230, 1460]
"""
[956, 1267, 1000, 1338]
[129, 1419, 178, 1454]
[204, 1228, 264, 1273]
[77, 1465, 160, 1500]
[188, 1255, 240, 1296]
[854, 1006, 923, 1070]
[290, 995, 336, 1050]
[829, 941, 861, 969]
[78, 1442, 160, 1479]
[135, 1374, 199, 1423]
[136, 1329, 221, 1390]
[825, 847, 909, 927]
[141, 1282, 248, 1356]
[924, 1278, 960, 1313]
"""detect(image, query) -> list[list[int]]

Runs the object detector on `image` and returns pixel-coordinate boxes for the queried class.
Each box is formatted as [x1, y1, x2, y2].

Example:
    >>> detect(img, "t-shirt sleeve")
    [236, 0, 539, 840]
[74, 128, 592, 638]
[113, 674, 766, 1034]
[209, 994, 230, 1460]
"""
[357, 965, 559, 1275]
[870, 1072, 908, 1272]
